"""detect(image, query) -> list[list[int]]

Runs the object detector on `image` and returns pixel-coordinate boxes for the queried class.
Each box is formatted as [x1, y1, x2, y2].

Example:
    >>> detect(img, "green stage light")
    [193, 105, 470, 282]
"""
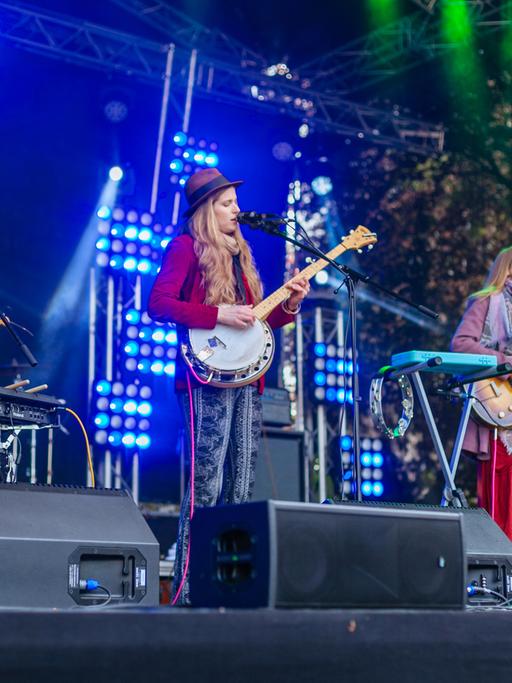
[440, 1, 487, 111]
[366, 0, 400, 31]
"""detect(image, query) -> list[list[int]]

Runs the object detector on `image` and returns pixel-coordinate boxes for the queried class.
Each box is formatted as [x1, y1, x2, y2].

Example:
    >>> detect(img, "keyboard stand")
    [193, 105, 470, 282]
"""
[385, 361, 511, 509]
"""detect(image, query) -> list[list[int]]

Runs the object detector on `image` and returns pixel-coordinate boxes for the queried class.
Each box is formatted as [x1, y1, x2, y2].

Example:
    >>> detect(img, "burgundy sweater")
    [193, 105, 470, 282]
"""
[147, 234, 295, 392]
[451, 295, 512, 458]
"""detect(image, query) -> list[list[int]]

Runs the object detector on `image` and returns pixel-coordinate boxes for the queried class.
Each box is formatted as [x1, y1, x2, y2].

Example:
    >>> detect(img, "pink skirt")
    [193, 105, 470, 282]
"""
[477, 435, 512, 540]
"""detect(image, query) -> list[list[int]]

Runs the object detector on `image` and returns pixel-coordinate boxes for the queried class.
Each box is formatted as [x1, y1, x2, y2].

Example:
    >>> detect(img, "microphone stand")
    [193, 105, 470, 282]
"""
[0, 312, 38, 367]
[245, 218, 438, 502]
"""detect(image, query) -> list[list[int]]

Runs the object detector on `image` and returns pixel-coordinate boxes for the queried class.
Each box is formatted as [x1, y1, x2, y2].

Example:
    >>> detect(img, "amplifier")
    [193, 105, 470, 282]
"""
[189, 500, 466, 608]
[0, 483, 159, 608]
[0, 387, 62, 426]
[261, 387, 292, 426]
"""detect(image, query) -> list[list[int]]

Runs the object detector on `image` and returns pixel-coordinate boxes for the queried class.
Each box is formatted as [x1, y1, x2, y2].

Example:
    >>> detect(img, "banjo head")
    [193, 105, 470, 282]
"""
[186, 319, 275, 386]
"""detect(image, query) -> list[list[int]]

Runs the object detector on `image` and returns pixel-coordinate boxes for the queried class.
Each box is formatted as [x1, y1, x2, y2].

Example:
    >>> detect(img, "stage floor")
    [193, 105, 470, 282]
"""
[1, 606, 512, 682]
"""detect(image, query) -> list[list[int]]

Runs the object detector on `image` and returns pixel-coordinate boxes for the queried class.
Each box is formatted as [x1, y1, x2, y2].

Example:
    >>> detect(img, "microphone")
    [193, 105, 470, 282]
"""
[237, 211, 284, 227]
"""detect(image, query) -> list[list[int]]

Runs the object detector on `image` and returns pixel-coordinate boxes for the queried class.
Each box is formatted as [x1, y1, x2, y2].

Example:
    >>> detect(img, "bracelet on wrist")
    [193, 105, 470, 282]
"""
[282, 300, 301, 315]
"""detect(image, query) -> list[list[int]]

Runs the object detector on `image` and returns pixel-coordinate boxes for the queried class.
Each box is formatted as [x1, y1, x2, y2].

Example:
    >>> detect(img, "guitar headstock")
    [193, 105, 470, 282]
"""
[342, 225, 378, 253]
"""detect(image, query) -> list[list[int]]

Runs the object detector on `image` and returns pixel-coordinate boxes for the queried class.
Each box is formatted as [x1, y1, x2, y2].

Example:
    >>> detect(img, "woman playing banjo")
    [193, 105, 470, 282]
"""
[148, 168, 309, 604]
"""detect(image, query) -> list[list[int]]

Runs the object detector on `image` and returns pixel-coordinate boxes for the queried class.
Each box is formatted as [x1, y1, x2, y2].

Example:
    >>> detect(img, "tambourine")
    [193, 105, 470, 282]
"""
[369, 370, 414, 439]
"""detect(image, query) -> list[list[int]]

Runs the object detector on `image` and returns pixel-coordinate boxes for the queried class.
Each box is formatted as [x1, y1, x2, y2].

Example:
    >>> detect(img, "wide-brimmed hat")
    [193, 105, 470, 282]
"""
[183, 168, 243, 218]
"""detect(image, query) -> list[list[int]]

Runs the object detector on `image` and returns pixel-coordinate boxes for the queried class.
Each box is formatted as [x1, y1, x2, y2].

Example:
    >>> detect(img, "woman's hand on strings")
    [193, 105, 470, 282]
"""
[285, 268, 311, 311]
[217, 305, 256, 329]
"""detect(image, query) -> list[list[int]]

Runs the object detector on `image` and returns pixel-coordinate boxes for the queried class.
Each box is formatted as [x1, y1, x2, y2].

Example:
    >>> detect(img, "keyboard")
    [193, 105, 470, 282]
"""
[390, 350, 497, 376]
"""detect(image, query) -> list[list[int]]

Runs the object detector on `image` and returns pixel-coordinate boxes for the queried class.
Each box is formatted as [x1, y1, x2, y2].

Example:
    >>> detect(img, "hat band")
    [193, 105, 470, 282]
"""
[186, 174, 233, 208]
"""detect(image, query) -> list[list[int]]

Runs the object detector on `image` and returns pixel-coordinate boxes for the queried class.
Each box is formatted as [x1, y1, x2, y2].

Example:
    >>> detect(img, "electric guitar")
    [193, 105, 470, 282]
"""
[181, 225, 377, 388]
[471, 376, 512, 429]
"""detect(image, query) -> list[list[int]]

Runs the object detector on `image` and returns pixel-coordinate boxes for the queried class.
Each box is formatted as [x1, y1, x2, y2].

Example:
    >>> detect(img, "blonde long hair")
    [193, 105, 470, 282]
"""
[471, 245, 512, 299]
[188, 191, 263, 305]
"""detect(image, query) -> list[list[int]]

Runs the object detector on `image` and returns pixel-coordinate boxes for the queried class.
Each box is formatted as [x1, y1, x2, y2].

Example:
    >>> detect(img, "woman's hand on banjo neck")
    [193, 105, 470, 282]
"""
[217, 305, 256, 329]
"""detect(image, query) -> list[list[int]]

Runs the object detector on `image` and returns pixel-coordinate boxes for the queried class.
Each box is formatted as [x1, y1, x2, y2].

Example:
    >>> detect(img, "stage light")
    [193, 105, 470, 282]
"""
[315, 271, 329, 285]
[96, 397, 109, 411]
[125, 309, 140, 324]
[151, 360, 165, 375]
[137, 359, 151, 373]
[336, 388, 346, 403]
[173, 131, 187, 146]
[108, 431, 123, 447]
[109, 166, 124, 182]
[109, 255, 124, 270]
[137, 259, 152, 274]
[124, 341, 139, 356]
[372, 482, 384, 497]
[341, 435, 352, 450]
[122, 432, 136, 448]
[123, 400, 138, 415]
[136, 434, 151, 449]
[137, 402, 152, 417]
[94, 413, 110, 429]
[123, 257, 138, 272]
[109, 398, 124, 414]
[165, 330, 177, 345]
[96, 253, 109, 268]
[361, 482, 372, 496]
[183, 147, 195, 160]
[152, 329, 165, 343]
[95, 237, 111, 252]
[326, 388, 337, 402]
[311, 176, 333, 196]
[361, 452, 373, 467]
[326, 359, 336, 373]
[194, 150, 207, 165]
[314, 372, 326, 386]
[372, 453, 384, 468]
[170, 159, 184, 173]
[138, 228, 153, 243]
[164, 362, 175, 376]
[205, 153, 219, 167]
[314, 343, 326, 357]
[96, 380, 111, 395]
[124, 226, 138, 240]
[97, 205, 112, 220]
[95, 431, 108, 445]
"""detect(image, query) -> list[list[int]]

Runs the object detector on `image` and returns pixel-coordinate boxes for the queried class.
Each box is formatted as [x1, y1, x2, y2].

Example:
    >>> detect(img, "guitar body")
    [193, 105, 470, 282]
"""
[180, 225, 377, 388]
[182, 317, 275, 388]
[470, 377, 512, 429]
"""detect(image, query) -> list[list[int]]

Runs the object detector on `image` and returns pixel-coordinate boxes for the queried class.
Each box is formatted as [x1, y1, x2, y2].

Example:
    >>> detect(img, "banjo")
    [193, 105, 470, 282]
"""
[181, 225, 377, 388]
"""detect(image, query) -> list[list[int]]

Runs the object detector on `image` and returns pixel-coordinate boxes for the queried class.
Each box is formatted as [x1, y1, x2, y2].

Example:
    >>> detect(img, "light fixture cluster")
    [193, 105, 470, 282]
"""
[310, 342, 354, 405]
[122, 308, 177, 377]
[93, 379, 153, 451]
[340, 435, 385, 498]
[170, 131, 219, 187]
[95, 207, 173, 275]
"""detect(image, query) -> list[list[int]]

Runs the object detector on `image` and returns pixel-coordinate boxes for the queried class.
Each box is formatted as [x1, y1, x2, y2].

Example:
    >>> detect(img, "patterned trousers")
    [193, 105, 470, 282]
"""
[172, 384, 262, 605]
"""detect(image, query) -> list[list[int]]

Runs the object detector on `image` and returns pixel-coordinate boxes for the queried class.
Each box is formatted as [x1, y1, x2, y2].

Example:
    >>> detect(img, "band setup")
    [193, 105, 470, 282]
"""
[4, 1, 512, 679]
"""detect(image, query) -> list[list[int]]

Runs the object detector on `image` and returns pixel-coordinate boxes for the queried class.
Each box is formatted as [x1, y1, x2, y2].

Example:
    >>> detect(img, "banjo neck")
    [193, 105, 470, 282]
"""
[253, 225, 374, 321]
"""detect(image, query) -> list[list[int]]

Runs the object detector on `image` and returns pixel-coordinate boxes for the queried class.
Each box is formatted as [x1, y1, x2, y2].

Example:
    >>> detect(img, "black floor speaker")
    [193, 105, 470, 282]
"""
[253, 429, 304, 502]
[461, 507, 512, 604]
[189, 500, 466, 608]
[0, 483, 160, 608]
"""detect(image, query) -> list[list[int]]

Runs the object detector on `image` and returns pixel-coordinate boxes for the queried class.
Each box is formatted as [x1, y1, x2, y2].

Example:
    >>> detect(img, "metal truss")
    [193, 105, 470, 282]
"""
[108, 0, 267, 69]
[0, 1, 444, 153]
[298, 0, 512, 96]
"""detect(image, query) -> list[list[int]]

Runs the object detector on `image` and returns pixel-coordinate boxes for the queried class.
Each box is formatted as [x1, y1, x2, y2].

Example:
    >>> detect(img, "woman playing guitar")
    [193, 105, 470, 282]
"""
[451, 246, 512, 538]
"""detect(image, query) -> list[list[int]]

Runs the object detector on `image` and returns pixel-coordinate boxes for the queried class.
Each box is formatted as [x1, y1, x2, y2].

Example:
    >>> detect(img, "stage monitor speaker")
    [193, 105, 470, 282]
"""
[189, 500, 466, 609]
[253, 429, 304, 502]
[0, 483, 159, 608]
[461, 507, 512, 605]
